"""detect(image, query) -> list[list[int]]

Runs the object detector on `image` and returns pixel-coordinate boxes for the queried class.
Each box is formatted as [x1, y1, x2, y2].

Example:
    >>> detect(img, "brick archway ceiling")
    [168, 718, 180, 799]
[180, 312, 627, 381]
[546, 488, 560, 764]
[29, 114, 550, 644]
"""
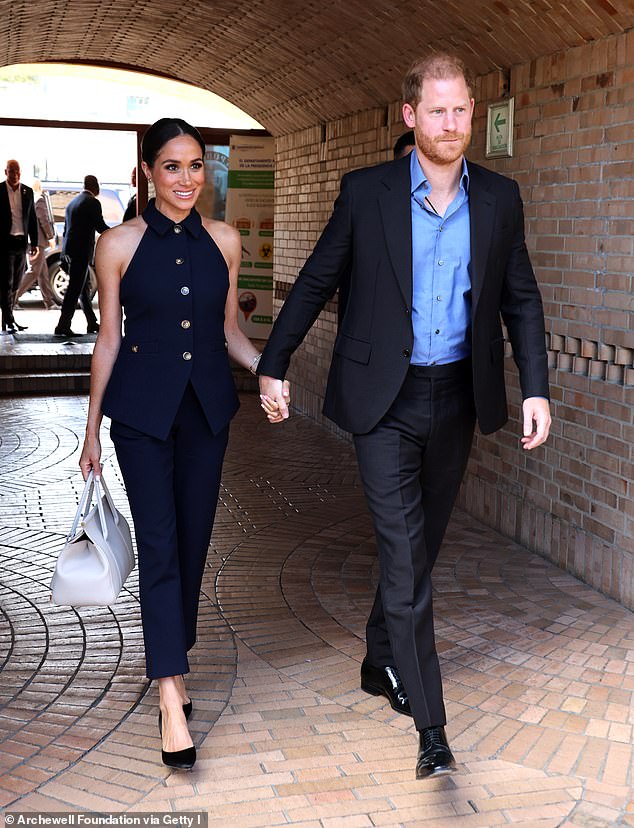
[2, 0, 634, 135]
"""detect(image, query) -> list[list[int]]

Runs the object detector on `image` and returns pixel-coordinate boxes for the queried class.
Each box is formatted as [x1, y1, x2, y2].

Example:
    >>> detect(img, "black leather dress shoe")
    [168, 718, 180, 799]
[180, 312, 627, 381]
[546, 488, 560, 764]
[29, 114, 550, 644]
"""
[54, 328, 81, 337]
[87, 323, 100, 333]
[416, 726, 456, 779]
[158, 711, 196, 770]
[360, 658, 412, 717]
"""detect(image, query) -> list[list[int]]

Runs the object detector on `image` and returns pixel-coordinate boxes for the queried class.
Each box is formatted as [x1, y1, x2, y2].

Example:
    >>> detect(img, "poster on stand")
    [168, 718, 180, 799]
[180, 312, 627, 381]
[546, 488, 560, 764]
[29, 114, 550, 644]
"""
[225, 135, 275, 339]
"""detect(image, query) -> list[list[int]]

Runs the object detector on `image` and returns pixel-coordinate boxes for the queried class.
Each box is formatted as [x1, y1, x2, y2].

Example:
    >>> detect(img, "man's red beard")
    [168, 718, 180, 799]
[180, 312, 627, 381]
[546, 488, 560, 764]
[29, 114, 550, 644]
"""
[414, 129, 471, 165]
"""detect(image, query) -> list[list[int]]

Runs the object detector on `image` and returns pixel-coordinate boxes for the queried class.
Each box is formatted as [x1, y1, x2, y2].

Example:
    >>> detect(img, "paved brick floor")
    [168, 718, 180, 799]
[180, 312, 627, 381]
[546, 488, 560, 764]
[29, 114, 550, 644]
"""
[1, 387, 634, 826]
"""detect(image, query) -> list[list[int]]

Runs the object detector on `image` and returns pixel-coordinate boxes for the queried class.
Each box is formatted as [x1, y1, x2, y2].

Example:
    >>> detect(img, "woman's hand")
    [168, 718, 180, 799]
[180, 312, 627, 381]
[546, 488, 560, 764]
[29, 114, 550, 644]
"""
[79, 434, 102, 480]
[260, 380, 291, 423]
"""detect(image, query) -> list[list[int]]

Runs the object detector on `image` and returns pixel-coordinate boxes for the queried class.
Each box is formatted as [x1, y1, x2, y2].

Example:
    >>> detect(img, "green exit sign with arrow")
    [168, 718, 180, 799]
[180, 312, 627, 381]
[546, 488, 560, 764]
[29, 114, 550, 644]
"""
[486, 98, 514, 158]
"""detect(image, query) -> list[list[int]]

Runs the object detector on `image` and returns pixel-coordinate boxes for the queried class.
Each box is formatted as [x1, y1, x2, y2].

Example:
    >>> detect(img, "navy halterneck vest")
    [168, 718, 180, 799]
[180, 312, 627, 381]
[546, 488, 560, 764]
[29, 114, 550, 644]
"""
[102, 199, 239, 439]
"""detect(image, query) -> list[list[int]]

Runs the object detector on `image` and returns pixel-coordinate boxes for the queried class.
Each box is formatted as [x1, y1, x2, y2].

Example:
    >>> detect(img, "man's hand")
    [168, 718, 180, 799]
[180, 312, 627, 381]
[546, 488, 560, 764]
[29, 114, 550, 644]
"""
[259, 375, 290, 422]
[521, 397, 551, 450]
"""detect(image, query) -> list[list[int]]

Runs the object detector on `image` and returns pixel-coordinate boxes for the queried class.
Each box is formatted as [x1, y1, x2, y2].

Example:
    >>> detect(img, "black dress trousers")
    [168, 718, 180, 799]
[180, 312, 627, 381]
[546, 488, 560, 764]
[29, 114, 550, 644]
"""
[353, 362, 476, 730]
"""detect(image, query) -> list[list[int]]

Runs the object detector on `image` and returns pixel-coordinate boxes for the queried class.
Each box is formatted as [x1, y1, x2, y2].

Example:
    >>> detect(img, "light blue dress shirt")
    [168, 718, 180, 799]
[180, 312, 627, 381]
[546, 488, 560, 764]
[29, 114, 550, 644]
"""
[410, 150, 472, 366]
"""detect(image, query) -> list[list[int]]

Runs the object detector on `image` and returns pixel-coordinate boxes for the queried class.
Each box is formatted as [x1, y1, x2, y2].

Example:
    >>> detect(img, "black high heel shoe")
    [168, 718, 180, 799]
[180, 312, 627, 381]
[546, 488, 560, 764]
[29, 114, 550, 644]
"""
[158, 711, 196, 770]
[12, 321, 27, 331]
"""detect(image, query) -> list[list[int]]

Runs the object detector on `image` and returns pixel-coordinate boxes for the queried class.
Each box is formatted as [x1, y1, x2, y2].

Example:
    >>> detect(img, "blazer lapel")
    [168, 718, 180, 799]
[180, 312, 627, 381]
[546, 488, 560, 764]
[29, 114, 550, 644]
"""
[468, 162, 496, 314]
[378, 157, 412, 307]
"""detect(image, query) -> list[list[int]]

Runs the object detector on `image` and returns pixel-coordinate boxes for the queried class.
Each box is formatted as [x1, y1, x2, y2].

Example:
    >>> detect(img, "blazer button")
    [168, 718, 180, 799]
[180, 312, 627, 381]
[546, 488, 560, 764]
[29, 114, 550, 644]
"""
[402, 348, 411, 357]
[183, 352, 192, 361]
[131, 344, 139, 353]
[175, 257, 184, 265]
[174, 225, 182, 234]
[181, 320, 191, 329]
[181, 286, 190, 295]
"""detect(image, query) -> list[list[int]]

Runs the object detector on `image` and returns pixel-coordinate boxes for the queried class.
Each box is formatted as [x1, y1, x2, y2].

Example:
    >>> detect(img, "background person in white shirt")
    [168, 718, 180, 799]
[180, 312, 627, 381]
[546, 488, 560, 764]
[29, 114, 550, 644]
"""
[0, 159, 38, 332]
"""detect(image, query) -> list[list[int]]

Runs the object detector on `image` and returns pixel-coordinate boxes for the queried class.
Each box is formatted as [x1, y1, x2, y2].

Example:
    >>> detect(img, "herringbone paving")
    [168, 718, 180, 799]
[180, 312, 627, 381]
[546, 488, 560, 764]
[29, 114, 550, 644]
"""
[0, 390, 633, 826]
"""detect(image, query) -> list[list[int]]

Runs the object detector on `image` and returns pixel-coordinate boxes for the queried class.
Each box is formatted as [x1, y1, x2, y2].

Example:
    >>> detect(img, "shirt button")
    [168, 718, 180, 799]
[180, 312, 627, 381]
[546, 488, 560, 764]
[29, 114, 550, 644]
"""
[183, 352, 192, 361]
[438, 260, 444, 266]
[437, 296, 442, 301]
[174, 225, 182, 234]
[181, 320, 191, 329]
[402, 348, 411, 357]
[435, 329, 440, 335]
[175, 257, 184, 265]
[181, 286, 190, 295]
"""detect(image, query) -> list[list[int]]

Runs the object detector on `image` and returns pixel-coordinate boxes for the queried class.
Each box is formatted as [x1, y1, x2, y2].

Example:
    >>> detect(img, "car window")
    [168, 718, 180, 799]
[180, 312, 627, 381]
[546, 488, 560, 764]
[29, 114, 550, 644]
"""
[44, 186, 124, 228]
[48, 189, 78, 224]
[98, 190, 124, 225]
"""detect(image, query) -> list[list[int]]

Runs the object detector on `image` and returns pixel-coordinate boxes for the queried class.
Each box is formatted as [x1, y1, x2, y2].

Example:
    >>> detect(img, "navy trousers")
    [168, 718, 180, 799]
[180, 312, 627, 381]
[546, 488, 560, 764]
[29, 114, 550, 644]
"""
[110, 383, 229, 678]
[353, 361, 476, 730]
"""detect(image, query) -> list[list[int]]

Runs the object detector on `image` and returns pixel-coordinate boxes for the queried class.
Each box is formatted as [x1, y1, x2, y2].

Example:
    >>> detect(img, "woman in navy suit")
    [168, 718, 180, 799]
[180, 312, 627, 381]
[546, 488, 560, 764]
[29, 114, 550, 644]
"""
[79, 119, 285, 769]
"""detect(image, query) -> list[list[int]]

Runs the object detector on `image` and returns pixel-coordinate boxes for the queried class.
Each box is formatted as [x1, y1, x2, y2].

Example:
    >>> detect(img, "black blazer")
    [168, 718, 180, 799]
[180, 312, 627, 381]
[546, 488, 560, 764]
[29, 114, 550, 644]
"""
[62, 191, 108, 261]
[259, 156, 549, 436]
[0, 181, 38, 247]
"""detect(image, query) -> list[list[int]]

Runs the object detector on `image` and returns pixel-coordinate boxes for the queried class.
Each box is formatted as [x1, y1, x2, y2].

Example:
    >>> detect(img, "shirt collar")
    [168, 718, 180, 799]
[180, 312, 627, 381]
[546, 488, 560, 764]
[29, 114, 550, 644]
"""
[142, 198, 202, 238]
[410, 150, 470, 195]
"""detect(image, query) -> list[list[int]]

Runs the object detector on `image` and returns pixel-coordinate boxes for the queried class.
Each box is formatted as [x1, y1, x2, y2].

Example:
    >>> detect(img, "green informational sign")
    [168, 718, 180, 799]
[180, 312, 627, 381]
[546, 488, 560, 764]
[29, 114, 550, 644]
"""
[486, 98, 514, 158]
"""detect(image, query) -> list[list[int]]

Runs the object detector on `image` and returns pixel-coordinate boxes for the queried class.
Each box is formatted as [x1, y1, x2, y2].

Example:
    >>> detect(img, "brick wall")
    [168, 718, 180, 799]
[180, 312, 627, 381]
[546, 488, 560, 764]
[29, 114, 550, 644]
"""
[273, 30, 634, 607]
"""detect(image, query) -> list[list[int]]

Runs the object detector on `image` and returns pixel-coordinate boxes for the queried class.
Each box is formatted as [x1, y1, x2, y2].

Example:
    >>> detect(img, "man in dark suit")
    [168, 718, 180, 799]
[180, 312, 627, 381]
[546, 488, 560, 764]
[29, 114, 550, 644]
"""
[258, 53, 551, 779]
[0, 159, 38, 332]
[55, 174, 108, 336]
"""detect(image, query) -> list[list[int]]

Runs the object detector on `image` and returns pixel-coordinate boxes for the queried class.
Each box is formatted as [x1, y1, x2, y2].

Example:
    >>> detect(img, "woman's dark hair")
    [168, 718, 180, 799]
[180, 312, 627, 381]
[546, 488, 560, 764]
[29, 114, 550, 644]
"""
[141, 118, 206, 167]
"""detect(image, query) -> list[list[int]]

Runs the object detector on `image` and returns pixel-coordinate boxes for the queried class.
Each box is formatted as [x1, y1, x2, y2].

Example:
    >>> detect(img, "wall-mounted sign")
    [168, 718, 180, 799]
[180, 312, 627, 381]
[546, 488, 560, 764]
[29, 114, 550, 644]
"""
[486, 98, 514, 158]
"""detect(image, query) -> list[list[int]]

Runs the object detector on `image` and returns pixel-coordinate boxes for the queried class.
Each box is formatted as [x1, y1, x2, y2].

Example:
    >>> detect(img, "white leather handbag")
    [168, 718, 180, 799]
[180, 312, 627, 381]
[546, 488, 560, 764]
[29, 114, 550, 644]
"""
[50, 471, 134, 606]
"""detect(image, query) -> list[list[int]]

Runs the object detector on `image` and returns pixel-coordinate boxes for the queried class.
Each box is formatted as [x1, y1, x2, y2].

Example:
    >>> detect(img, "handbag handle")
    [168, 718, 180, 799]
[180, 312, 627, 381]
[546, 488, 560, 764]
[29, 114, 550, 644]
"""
[68, 470, 120, 542]
[96, 474, 120, 527]
[67, 471, 95, 540]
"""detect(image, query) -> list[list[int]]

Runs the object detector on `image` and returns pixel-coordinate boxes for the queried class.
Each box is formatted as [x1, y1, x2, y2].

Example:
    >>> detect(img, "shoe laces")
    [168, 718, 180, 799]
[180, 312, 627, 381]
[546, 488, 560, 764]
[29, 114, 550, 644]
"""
[421, 727, 445, 750]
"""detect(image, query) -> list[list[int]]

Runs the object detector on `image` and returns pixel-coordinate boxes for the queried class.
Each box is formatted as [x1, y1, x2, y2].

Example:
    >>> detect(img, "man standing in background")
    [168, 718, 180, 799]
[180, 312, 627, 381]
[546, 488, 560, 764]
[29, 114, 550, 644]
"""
[0, 159, 38, 332]
[55, 174, 108, 336]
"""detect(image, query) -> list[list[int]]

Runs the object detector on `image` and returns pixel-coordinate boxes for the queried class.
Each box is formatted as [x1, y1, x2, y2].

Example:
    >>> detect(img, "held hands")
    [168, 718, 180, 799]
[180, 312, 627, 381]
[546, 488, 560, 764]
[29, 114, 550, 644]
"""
[259, 375, 291, 423]
[521, 397, 551, 450]
[79, 434, 102, 480]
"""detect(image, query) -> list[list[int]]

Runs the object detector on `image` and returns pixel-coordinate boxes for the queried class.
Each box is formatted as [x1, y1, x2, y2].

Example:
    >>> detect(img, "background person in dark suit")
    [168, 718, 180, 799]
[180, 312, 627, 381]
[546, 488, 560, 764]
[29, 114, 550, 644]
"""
[54, 174, 108, 336]
[258, 53, 551, 780]
[0, 159, 38, 332]
[393, 129, 415, 159]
